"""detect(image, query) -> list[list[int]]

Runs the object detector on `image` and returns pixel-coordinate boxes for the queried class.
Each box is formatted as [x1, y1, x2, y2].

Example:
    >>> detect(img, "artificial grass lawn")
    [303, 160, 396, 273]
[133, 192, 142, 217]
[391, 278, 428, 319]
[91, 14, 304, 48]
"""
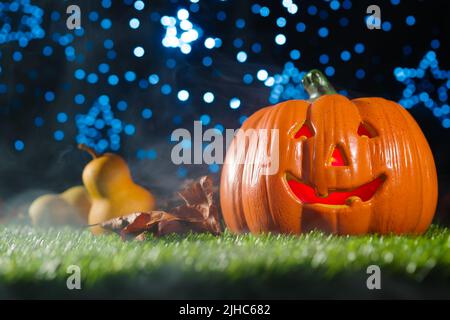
[0, 225, 449, 299]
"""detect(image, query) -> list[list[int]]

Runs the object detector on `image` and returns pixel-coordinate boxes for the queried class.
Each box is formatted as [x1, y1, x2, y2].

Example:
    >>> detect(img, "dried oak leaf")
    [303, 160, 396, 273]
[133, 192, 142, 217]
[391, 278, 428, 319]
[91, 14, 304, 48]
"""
[171, 176, 222, 235]
[101, 211, 181, 240]
[134, 219, 199, 240]
[100, 212, 143, 231]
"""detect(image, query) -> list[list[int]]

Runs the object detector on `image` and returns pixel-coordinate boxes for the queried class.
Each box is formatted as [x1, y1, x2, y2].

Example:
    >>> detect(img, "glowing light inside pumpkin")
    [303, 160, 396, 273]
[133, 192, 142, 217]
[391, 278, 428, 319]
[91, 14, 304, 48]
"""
[358, 122, 377, 137]
[287, 176, 385, 205]
[329, 146, 347, 166]
[294, 123, 313, 138]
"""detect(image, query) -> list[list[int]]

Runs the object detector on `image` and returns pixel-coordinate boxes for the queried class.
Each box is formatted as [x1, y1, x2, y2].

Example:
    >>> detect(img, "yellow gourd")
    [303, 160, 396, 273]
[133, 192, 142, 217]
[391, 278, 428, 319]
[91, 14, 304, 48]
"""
[28, 186, 91, 226]
[79, 144, 155, 234]
[61, 186, 91, 221]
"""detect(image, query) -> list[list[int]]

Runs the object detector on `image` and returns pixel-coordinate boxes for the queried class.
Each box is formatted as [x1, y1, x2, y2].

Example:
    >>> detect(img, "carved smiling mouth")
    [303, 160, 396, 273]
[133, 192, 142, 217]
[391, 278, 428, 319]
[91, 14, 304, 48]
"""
[287, 174, 385, 206]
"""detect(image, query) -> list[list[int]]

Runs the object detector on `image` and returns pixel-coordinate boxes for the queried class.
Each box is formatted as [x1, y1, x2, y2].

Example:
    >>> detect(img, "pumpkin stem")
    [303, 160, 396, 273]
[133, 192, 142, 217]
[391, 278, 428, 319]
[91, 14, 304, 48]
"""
[78, 144, 98, 159]
[302, 69, 337, 101]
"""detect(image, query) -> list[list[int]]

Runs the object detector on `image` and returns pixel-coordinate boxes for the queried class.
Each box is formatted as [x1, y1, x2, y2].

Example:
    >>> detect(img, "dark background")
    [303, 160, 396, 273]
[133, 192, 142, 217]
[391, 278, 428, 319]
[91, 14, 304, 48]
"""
[0, 0, 449, 224]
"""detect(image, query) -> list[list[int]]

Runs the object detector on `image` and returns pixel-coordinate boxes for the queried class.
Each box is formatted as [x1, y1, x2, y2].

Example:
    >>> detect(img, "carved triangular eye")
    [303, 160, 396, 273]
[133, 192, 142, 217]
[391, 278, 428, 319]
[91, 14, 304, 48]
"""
[294, 123, 314, 139]
[358, 122, 377, 138]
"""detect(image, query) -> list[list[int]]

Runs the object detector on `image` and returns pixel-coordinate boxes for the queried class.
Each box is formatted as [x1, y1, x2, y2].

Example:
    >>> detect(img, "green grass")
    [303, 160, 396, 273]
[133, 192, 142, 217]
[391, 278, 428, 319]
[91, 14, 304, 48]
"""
[0, 225, 449, 299]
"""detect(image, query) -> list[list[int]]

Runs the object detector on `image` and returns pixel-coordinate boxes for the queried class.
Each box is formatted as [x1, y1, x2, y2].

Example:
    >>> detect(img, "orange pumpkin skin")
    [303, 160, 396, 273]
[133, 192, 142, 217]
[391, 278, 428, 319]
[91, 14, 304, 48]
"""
[220, 94, 438, 235]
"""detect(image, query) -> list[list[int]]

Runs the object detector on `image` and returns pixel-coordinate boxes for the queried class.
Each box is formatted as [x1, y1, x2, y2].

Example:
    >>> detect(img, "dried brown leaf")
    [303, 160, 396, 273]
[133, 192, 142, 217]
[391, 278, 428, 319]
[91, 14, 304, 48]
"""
[158, 219, 191, 236]
[100, 212, 145, 232]
[98, 176, 222, 240]
[122, 211, 178, 235]
[171, 176, 222, 235]
[134, 232, 148, 242]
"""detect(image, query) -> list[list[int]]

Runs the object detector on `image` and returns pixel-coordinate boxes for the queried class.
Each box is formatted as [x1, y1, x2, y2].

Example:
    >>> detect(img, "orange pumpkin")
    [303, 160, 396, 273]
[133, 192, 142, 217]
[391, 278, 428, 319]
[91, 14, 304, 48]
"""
[220, 70, 438, 235]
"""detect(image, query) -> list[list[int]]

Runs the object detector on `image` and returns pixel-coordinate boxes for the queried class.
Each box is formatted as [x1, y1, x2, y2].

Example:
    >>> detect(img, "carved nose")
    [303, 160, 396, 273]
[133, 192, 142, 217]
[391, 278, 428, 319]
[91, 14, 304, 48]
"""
[329, 145, 347, 167]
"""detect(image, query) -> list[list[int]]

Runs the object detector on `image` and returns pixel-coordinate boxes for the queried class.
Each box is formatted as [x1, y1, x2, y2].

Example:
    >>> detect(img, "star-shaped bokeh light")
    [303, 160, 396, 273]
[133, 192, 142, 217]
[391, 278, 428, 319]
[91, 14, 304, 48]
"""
[394, 51, 450, 128]
[0, 0, 44, 47]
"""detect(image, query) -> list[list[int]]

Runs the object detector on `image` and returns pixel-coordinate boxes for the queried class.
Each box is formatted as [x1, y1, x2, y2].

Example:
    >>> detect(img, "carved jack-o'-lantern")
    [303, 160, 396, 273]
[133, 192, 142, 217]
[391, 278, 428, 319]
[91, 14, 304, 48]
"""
[220, 70, 438, 235]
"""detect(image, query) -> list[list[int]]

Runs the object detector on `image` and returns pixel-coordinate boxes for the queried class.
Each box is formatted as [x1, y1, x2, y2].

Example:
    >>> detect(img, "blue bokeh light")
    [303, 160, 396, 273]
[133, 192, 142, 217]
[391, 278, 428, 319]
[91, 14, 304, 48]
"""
[44, 91, 55, 102]
[203, 92, 215, 103]
[340, 50, 351, 61]
[394, 51, 449, 126]
[177, 90, 189, 101]
[330, 0, 340, 10]
[236, 51, 247, 63]
[243, 74, 253, 84]
[133, 46, 145, 57]
[257, 69, 268, 81]
[318, 27, 329, 38]
[290, 49, 301, 60]
[296, 22, 306, 32]
[54, 130, 64, 141]
[406, 16, 416, 26]
[229, 98, 241, 109]
[34, 117, 44, 127]
[57, 112, 68, 123]
[161, 10, 201, 54]
[129, 18, 140, 29]
[276, 17, 286, 28]
[134, 0, 144, 11]
[325, 66, 335, 77]
[2, 0, 448, 160]
[200, 114, 211, 125]
[354, 43, 365, 54]
[0, 0, 45, 47]
[236, 19, 246, 29]
[319, 54, 329, 64]
[275, 34, 286, 45]
[148, 74, 159, 85]
[355, 69, 366, 79]
[101, 18, 112, 29]
[14, 140, 24, 151]
[268, 62, 308, 104]
[260, 6, 270, 17]
[251, 42, 262, 53]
